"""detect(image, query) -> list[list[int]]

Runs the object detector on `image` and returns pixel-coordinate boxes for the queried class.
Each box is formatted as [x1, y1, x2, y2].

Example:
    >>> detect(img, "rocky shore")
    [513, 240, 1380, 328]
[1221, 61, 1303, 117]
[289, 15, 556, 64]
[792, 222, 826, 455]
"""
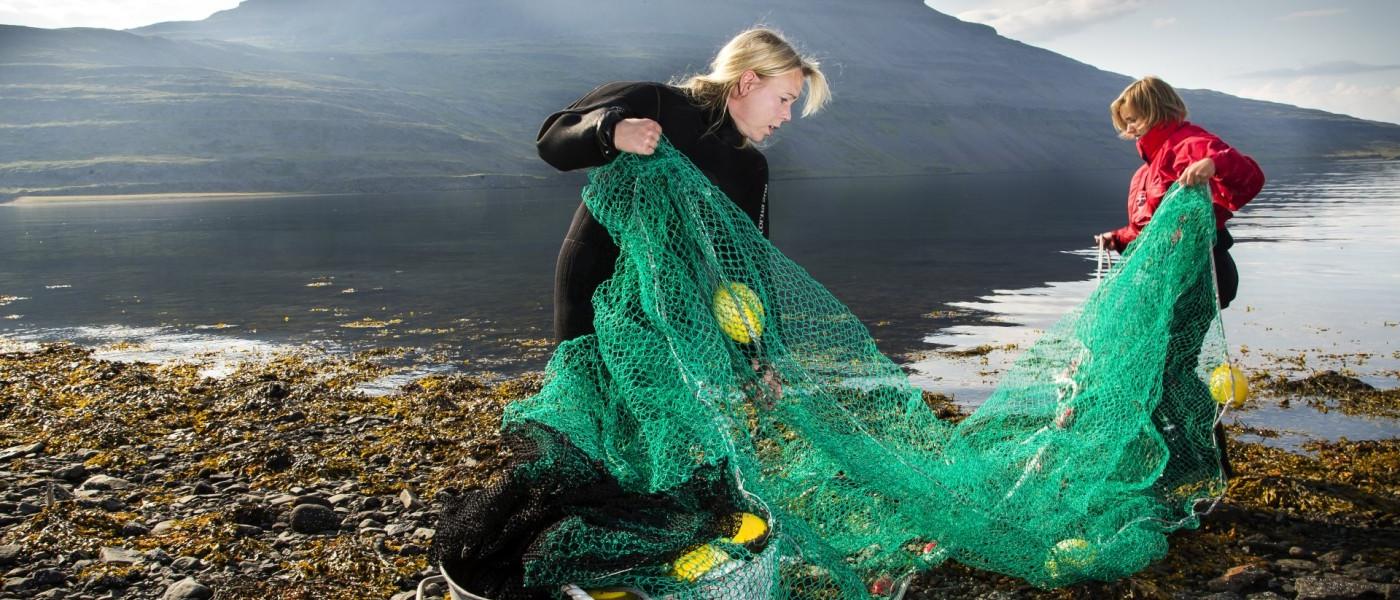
[1, 344, 1396, 600]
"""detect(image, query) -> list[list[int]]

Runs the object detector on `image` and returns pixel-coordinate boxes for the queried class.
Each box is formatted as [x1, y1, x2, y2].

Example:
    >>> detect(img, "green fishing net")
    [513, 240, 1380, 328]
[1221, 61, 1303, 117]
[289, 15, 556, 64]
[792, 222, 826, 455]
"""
[435, 138, 1231, 599]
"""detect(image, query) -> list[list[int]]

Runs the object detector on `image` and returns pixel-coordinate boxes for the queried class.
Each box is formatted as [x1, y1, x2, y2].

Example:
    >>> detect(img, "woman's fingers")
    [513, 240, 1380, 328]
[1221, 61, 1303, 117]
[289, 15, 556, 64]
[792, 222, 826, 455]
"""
[615, 118, 663, 155]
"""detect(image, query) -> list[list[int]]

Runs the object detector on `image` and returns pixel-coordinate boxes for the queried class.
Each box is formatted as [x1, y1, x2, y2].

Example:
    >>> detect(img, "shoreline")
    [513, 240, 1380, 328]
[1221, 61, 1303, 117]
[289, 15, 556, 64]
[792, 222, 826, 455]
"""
[4, 192, 326, 206]
[0, 343, 1395, 599]
[5, 155, 1395, 206]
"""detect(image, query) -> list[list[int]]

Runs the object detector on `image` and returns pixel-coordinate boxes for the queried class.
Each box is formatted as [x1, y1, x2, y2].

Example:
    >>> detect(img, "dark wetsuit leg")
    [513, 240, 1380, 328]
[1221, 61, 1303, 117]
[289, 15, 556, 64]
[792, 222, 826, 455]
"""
[1213, 229, 1238, 310]
[1154, 228, 1240, 487]
[553, 238, 620, 342]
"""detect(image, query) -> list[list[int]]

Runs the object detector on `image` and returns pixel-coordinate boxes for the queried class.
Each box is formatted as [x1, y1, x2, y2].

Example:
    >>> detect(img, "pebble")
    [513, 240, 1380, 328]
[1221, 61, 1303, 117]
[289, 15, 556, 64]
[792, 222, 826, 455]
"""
[1293, 575, 1391, 600]
[80, 475, 132, 491]
[0, 544, 22, 567]
[1275, 558, 1322, 573]
[98, 547, 144, 565]
[171, 557, 201, 572]
[161, 576, 213, 600]
[0, 442, 44, 461]
[288, 504, 339, 533]
[398, 488, 425, 510]
[120, 521, 150, 537]
[53, 464, 88, 482]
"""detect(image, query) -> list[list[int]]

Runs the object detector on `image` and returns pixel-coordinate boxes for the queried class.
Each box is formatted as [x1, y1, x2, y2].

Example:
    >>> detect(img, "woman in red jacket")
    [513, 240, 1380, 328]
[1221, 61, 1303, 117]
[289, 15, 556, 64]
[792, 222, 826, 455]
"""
[1095, 76, 1265, 309]
[1095, 76, 1265, 486]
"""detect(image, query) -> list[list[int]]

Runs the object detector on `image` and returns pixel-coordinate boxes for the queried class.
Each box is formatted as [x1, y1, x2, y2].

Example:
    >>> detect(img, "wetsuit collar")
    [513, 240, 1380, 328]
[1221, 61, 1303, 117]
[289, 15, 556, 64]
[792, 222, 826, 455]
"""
[1137, 119, 1187, 162]
[707, 106, 748, 148]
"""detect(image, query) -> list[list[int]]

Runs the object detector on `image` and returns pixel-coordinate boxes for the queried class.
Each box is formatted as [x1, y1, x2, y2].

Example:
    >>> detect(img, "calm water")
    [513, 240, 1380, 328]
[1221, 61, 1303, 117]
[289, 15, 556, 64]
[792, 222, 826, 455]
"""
[2, 159, 1396, 445]
[909, 159, 1400, 448]
[0, 169, 1123, 365]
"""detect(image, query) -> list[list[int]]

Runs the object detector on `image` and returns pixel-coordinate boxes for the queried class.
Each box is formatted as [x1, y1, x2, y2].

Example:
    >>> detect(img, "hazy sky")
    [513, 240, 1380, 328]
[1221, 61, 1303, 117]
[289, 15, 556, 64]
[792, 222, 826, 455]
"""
[925, 0, 1400, 125]
[0, 0, 241, 30]
[2, 1, 1396, 124]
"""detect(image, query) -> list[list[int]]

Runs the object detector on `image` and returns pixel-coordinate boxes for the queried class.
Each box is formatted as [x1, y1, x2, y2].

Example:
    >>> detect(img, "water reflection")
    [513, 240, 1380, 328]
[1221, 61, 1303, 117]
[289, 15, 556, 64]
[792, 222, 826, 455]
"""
[909, 159, 1400, 448]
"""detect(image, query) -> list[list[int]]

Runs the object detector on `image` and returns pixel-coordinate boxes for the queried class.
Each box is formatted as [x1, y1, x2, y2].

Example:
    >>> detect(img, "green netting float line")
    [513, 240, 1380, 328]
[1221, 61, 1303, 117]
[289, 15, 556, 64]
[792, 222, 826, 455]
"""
[492, 138, 1229, 598]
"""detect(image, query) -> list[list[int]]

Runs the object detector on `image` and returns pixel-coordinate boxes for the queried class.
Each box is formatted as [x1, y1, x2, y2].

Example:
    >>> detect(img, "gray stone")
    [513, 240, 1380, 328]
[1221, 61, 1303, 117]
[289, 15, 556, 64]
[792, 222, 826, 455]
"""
[293, 494, 329, 508]
[151, 520, 178, 535]
[171, 557, 201, 572]
[1318, 550, 1352, 568]
[0, 442, 44, 461]
[98, 547, 144, 565]
[1240, 534, 1288, 557]
[385, 522, 414, 537]
[420, 581, 445, 598]
[53, 464, 88, 483]
[0, 544, 22, 567]
[288, 504, 339, 534]
[1245, 593, 1289, 600]
[1348, 566, 1396, 583]
[161, 577, 212, 600]
[31, 568, 65, 585]
[1277, 559, 1323, 572]
[94, 498, 128, 512]
[1294, 575, 1385, 600]
[398, 488, 424, 511]
[3, 576, 35, 592]
[80, 475, 131, 491]
[120, 521, 150, 537]
[267, 494, 298, 506]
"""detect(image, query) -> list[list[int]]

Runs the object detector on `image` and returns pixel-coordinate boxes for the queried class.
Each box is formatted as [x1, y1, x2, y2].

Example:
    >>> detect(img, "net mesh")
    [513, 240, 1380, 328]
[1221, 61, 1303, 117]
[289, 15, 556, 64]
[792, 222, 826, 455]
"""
[434, 139, 1230, 599]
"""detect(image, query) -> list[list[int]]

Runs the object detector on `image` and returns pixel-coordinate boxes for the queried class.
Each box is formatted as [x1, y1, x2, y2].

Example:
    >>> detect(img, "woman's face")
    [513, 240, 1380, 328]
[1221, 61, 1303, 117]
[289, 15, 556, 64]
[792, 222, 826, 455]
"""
[727, 69, 804, 144]
[1119, 102, 1149, 139]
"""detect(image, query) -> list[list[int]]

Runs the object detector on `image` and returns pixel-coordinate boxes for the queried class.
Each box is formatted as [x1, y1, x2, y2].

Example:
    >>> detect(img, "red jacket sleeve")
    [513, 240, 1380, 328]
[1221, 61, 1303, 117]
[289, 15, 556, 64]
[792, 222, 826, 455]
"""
[1173, 135, 1265, 214]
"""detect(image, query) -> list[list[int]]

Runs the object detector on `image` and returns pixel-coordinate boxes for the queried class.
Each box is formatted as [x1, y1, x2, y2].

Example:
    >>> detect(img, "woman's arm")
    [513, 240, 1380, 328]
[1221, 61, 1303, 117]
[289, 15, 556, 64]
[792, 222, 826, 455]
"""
[535, 82, 661, 171]
[1174, 136, 1265, 211]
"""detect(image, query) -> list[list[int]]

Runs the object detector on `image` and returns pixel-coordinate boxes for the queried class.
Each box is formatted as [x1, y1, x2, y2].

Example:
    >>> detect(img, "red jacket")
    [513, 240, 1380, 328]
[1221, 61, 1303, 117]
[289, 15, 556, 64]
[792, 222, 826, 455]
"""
[1109, 120, 1265, 251]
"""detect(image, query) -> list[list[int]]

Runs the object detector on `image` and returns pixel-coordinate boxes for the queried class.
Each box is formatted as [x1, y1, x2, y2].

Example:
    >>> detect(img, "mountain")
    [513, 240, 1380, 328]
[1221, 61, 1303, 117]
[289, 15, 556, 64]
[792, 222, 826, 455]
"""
[3, 0, 1398, 198]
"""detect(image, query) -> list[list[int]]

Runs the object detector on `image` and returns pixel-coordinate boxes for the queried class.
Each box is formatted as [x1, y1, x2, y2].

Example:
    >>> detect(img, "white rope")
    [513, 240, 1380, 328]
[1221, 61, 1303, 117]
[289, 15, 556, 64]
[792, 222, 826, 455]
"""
[1095, 243, 1113, 281]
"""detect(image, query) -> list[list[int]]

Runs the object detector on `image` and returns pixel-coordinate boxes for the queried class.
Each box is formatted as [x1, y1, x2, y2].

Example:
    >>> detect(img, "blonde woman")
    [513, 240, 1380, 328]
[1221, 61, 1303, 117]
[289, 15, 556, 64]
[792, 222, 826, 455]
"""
[537, 27, 829, 342]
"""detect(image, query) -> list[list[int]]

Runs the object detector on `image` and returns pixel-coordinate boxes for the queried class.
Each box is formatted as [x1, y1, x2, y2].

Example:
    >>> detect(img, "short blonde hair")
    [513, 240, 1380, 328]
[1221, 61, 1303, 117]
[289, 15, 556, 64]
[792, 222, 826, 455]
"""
[675, 27, 831, 122]
[1110, 76, 1188, 138]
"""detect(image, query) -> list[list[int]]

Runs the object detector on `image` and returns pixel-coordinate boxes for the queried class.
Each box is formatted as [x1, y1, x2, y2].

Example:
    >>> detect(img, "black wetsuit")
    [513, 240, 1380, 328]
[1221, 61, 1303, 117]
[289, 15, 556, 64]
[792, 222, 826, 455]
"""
[537, 81, 769, 341]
